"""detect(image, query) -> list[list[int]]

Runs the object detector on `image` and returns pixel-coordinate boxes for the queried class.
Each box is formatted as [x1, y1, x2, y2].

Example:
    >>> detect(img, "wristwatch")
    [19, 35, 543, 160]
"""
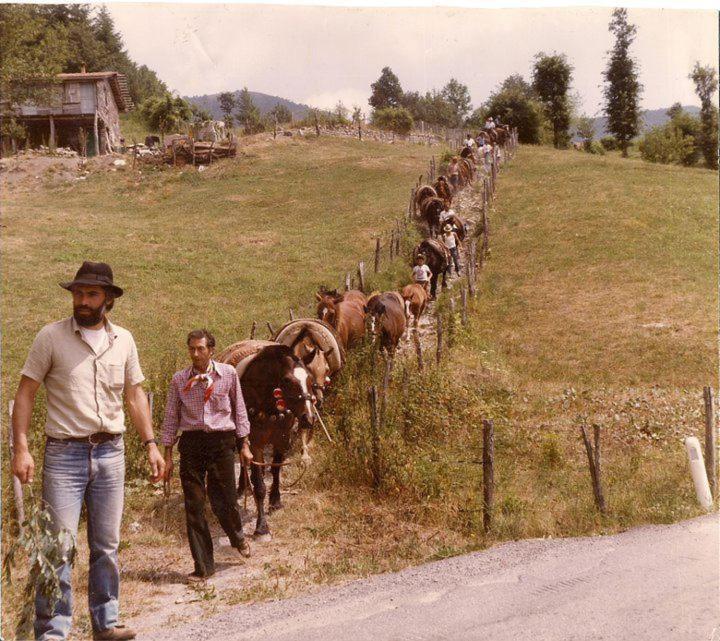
[143, 438, 158, 447]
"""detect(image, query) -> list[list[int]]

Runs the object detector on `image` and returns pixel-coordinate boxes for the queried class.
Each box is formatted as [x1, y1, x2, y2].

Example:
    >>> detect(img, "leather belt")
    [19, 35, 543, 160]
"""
[48, 432, 121, 445]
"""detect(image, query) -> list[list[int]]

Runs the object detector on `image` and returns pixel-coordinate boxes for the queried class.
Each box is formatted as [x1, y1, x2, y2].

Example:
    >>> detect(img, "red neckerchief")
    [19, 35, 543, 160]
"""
[183, 362, 216, 403]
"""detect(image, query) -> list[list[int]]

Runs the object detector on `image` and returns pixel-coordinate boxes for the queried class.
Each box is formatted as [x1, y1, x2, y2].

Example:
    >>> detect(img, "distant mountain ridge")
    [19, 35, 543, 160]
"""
[184, 90, 311, 120]
[588, 105, 701, 138]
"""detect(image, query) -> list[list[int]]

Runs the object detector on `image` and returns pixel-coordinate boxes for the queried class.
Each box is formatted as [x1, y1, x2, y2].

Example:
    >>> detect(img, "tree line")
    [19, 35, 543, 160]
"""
[366, 8, 717, 169]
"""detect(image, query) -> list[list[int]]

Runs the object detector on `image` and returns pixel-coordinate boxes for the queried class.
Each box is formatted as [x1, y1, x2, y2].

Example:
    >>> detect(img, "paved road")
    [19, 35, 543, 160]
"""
[163, 515, 719, 641]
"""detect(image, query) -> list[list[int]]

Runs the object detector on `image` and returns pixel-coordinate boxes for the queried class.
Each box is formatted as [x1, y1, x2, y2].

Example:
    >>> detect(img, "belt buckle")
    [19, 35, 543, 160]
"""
[88, 432, 103, 445]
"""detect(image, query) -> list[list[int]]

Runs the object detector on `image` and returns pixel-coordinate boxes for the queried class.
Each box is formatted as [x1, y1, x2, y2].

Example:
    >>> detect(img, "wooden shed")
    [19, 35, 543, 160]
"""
[8, 70, 133, 156]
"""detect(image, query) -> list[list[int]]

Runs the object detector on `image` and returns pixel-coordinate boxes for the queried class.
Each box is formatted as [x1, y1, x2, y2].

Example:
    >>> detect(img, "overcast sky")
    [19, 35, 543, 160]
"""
[107, 3, 717, 115]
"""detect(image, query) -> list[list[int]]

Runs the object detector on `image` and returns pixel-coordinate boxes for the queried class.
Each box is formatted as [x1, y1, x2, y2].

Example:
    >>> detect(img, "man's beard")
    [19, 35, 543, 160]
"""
[73, 304, 105, 327]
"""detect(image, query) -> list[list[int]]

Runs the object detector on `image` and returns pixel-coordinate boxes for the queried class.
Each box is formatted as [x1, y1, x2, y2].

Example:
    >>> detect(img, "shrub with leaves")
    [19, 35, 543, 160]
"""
[3, 490, 76, 640]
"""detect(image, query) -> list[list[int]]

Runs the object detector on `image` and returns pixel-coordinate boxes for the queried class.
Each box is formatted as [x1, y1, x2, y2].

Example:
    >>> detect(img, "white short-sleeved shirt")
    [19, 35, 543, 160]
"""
[21, 317, 145, 438]
[413, 265, 432, 282]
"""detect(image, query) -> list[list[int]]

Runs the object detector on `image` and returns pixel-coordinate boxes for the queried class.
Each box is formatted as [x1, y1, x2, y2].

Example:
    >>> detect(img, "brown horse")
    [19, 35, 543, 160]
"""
[458, 157, 474, 185]
[413, 185, 438, 213]
[443, 212, 467, 241]
[221, 343, 316, 539]
[364, 292, 406, 354]
[419, 196, 445, 237]
[316, 289, 366, 350]
[401, 283, 429, 334]
[415, 239, 450, 299]
[434, 176, 453, 209]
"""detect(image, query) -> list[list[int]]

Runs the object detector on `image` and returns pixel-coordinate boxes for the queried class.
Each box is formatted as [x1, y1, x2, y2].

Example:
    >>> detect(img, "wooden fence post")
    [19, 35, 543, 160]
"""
[704, 386, 717, 499]
[368, 386, 381, 488]
[357, 260, 366, 293]
[580, 421, 607, 514]
[413, 332, 424, 371]
[250, 320, 257, 339]
[482, 418, 494, 532]
[448, 297, 456, 347]
[345, 273, 351, 291]
[460, 286, 468, 327]
[289, 308, 295, 321]
[266, 321, 275, 338]
[482, 204, 490, 262]
[436, 314, 444, 365]
[374, 237, 381, 273]
[389, 230, 395, 260]
[8, 401, 25, 526]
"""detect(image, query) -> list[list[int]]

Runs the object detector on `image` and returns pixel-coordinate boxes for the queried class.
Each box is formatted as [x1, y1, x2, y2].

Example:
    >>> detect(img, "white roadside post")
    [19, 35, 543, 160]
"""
[685, 437, 713, 510]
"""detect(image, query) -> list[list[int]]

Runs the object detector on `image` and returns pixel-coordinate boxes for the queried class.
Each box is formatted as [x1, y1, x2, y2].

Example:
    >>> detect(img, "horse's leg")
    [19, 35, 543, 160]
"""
[300, 428, 312, 465]
[430, 272, 438, 299]
[250, 450, 270, 538]
[269, 449, 285, 513]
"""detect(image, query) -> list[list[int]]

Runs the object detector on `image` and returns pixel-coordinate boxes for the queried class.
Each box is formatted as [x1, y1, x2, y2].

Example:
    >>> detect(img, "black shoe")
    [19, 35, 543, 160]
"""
[187, 570, 214, 583]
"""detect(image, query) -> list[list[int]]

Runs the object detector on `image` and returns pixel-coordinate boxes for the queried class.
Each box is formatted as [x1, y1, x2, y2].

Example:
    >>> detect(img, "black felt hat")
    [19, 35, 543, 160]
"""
[60, 261, 124, 297]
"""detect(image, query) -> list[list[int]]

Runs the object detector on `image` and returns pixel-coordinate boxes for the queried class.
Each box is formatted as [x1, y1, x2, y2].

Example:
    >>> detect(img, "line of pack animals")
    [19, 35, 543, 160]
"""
[216, 125, 518, 540]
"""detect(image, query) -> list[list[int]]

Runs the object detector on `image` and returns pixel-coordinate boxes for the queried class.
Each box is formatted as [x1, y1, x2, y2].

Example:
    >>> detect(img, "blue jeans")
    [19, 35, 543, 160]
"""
[35, 437, 125, 640]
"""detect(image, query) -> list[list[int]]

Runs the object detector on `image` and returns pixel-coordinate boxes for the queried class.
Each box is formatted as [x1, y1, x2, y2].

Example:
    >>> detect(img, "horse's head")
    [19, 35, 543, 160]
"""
[278, 354, 317, 430]
[291, 331, 331, 408]
[315, 291, 338, 326]
[363, 296, 386, 336]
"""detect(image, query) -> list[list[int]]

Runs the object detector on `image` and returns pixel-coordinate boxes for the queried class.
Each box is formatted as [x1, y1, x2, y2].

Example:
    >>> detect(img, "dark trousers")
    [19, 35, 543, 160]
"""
[449, 246, 462, 274]
[178, 431, 244, 576]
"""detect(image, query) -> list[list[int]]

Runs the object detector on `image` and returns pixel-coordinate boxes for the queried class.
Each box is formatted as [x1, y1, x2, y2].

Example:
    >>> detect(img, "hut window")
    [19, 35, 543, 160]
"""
[64, 82, 80, 103]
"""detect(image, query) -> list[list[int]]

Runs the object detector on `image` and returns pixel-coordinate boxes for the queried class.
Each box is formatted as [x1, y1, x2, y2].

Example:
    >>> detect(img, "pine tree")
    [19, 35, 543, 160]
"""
[218, 91, 236, 126]
[689, 62, 718, 170]
[602, 8, 643, 157]
[441, 78, 472, 128]
[369, 67, 403, 110]
[533, 52, 573, 148]
[235, 88, 263, 134]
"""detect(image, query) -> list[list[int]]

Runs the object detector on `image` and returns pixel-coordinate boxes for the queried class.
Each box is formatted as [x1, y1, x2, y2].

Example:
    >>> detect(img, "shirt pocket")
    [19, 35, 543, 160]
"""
[99, 361, 125, 390]
[208, 393, 231, 413]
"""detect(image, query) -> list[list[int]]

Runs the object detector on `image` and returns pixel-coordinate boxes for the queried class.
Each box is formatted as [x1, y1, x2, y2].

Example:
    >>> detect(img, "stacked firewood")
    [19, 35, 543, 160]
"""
[165, 136, 237, 166]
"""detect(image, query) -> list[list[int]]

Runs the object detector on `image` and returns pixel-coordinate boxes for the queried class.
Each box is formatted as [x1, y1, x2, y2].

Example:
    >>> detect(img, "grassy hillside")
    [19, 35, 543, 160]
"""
[1, 140, 716, 637]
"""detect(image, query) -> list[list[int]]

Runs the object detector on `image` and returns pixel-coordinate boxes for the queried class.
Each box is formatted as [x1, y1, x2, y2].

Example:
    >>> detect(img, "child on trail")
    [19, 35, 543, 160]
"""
[412, 255, 432, 295]
[442, 224, 462, 276]
[448, 156, 460, 189]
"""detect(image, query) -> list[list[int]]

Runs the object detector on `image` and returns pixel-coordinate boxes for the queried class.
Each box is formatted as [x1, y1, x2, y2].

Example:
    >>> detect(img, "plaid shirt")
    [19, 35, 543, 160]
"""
[161, 360, 250, 446]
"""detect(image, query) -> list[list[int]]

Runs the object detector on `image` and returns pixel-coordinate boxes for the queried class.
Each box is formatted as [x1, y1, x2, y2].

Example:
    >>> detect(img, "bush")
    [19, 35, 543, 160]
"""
[639, 126, 696, 165]
[371, 107, 414, 137]
[600, 136, 618, 151]
[585, 140, 606, 155]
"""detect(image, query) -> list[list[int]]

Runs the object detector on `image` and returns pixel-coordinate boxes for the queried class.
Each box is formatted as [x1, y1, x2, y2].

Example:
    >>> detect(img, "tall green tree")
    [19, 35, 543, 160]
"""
[532, 52, 573, 148]
[218, 91, 236, 126]
[369, 67, 403, 110]
[689, 62, 718, 169]
[482, 75, 544, 144]
[139, 94, 192, 141]
[441, 78, 472, 128]
[0, 4, 67, 140]
[602, 8, 643, 157]
[270, 103, 293, 124]
[235, 87, 263, 134]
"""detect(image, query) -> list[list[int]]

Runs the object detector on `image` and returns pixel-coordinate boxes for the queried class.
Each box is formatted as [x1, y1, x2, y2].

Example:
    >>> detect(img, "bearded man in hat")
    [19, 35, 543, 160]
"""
[11, 261, 165, 641]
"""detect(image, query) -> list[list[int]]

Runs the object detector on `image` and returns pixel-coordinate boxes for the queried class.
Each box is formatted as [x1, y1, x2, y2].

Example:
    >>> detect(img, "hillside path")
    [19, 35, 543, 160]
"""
[153, 514, 719, 641]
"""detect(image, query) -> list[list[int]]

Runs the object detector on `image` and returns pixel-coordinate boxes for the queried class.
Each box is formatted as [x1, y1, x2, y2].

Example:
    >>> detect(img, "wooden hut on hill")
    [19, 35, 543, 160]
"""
[3, 69, 132, 156]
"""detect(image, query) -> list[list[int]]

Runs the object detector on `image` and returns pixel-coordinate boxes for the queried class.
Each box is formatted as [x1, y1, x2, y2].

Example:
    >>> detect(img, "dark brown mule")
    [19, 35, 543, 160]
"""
[364, 292, 406, 354]
[401, 283, 429, 335]
[316, 289, 366, 350]
[458, 158, 474, 185]
[419, 196, 445, 237]
[415, 239, 450, 299]
[413, 185, 438, 213]
[433, 176, 453, 209]
[221, 343, 316, 539]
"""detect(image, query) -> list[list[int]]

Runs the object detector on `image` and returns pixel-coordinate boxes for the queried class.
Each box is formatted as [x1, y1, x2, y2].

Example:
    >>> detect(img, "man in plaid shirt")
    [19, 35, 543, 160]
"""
[162, 329, 253, 579]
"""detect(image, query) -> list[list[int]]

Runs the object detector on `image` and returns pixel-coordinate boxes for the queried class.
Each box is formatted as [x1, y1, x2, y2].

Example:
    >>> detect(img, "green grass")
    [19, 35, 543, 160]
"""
[2, 140, 717, 638]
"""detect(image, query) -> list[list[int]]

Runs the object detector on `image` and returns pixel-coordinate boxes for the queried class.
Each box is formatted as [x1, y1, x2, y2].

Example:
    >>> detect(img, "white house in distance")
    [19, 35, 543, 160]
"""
[7, 69, 133, 156]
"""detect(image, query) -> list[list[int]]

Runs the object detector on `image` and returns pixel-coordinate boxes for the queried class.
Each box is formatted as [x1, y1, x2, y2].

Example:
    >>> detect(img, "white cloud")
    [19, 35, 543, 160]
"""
[302, 88, 371, 111]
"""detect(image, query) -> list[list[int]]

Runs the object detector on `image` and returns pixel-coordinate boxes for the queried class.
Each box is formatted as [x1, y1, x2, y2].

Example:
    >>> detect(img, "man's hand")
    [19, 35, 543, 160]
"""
[147, 443, 165, 483]
[240, 442, 253, 467]
[163, 448, 174, 482]
[12, 450, 35, 484]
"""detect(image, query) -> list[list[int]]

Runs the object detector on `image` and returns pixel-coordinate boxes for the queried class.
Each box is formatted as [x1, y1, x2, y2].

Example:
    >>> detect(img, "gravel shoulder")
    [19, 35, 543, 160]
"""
[158, 514, 719, 641]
